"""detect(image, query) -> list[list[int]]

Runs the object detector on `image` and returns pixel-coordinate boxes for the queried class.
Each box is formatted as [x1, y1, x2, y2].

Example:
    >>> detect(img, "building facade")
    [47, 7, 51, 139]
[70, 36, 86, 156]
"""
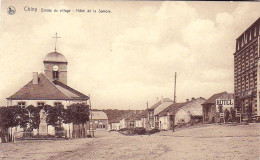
[90, 111, 109, 130]
[203, 92, 234, 123]
[234, 17, 260, 118]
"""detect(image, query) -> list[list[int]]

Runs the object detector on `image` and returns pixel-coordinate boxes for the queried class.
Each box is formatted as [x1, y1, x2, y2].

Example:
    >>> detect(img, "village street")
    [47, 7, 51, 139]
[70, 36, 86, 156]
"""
[0, 124, 259, 160]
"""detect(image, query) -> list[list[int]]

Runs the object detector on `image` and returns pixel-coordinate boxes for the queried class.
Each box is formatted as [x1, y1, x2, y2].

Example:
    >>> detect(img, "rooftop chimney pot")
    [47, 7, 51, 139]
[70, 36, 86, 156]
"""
[33, 72, 38, 84]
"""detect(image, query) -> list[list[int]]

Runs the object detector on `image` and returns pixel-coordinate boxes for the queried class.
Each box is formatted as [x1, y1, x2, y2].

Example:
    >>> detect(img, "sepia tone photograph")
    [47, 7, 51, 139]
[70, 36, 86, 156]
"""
[0, 0, 259, 159]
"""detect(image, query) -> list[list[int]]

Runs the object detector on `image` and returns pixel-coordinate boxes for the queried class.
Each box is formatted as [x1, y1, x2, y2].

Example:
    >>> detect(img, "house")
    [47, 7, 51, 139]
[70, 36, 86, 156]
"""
[156, 102, 187, 130]
[202, 92, 234, 123]
[134, 110, 148, 128]
[174, 97, 206, 126]
[91, 111, 109, 130]
[6, 51, 89, 137]
[109, 119, 120, 131]
[148, 98, 173, 129]
[153, 98, 173, 129]
[119, 110, 143, 129]
[148, 101, 162, 129]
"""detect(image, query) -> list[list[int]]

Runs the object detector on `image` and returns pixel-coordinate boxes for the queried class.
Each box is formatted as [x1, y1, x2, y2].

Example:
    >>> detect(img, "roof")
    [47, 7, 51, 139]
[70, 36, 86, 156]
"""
[148, 101, 162, 110]
[149, 98, 173, 110]
[134, 109, 148, 120]
[157, 97, 206, 117]
[203, 92, 233, 105]
[109, 119, 120, 123]
[157, 102, 186, 116]
[43, 52, 68, 63]
[180, 98, 206, 116]
[7, 73, 88, 100]
[119, 110, 143, 121]
[153, 99, 174, 115]
[91, 111, 108, 120]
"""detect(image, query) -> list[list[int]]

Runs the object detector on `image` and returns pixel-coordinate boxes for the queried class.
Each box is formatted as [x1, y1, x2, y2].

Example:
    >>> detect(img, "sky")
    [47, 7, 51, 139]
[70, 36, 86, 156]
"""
[0, 1, 259, 110]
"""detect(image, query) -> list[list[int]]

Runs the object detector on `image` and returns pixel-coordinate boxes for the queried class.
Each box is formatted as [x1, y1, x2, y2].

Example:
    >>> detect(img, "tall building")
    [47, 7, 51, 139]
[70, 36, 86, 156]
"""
[234, 17, 260, 118]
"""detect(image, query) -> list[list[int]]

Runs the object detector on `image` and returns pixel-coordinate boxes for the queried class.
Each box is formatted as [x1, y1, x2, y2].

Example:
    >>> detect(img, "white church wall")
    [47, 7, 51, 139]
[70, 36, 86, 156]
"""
[7, 99, 87, 108]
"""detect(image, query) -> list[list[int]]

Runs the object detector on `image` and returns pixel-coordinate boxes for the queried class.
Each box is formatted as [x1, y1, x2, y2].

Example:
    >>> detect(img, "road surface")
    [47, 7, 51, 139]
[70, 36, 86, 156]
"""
[0, 123, 259, 160]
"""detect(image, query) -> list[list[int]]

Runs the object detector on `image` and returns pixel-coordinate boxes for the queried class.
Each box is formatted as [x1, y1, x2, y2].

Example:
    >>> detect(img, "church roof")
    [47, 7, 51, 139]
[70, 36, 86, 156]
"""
[44, 52, 67, 63]
[7, 73, 88, 100]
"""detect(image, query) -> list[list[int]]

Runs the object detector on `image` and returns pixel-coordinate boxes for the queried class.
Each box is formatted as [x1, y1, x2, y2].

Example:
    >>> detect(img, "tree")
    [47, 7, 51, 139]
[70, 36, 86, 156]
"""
[45, 105, 64, 128]
[224, 108, 230, 122]
[0, 106, 21, 142]
[66, 103, 90, 137]
[230, 107, 236, 122]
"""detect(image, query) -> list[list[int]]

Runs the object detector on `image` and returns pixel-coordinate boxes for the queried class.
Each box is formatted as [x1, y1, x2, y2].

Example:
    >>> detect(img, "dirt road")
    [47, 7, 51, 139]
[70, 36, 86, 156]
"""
[0, 124, 259, 160]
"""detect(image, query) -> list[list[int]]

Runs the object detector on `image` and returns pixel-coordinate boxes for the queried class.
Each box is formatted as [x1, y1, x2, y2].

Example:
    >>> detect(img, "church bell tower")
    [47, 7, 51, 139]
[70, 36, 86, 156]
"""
[43, 33, 68, 85]
[43, 52, 68, 85]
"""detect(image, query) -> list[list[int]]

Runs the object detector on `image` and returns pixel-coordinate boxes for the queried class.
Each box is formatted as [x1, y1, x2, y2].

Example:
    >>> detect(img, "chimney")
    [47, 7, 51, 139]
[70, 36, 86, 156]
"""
[186, 99, 189, 102]
[33, 72, 38, 84]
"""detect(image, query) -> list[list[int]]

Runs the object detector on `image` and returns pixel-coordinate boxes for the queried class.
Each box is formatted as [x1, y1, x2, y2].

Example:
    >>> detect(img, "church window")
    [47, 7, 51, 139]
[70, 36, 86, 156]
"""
[18, 102, 26, 108]
[53, 71, 59, 79]
[54, 102, 62, 106]
[37, 102, 45, 107]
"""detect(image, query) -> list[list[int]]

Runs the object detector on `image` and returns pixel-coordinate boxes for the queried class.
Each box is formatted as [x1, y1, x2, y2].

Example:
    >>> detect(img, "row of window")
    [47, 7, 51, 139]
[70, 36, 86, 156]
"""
[236, 30, 258, 51]
[96, 124, 106, 129]
[17, 102, 62, 108]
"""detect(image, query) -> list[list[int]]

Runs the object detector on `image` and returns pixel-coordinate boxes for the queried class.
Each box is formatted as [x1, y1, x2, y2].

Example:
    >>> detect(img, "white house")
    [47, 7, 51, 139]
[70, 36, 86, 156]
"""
[174, 98, 206, 125]
[153, 98, 173, 129]
[91, 111, 109, 130]
[110, 120, 120, 131]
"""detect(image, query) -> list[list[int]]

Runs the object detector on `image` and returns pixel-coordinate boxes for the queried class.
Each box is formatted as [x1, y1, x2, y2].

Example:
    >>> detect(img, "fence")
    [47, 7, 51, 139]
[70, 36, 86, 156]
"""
[13, 130, 67, 142]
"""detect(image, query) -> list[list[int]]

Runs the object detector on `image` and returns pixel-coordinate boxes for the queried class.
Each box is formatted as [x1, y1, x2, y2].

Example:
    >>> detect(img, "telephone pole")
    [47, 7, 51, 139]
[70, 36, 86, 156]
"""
[146, 101, 149, 130]
[89, 94, 94, 137]
[174, 72, 177, 103]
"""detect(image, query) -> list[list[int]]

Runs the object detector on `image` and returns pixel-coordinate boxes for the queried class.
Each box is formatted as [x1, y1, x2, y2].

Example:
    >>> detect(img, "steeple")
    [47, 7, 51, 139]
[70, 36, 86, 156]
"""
[52, 32, 60, 52]
[43, 33, 68, 84]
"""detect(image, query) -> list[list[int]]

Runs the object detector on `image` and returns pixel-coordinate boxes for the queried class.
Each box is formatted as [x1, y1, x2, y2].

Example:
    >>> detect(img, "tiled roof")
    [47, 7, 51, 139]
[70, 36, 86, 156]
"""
[53, 80, 88, 100]
[119, 110, 143, 121]
[109, 119, 120, 124]
[157, 102, 186, 116]
[148, 101, 162, 110]
[181, 98, 206, 116]
[7, 73, 88, 101]
[91, 111, 108, 120]
[134, 109, 148, 119]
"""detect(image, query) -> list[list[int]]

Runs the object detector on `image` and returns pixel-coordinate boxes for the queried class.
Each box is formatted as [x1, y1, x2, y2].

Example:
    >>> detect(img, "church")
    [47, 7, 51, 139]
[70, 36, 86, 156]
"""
[6, 51, 89, 107]
[6, 39, 89, 137]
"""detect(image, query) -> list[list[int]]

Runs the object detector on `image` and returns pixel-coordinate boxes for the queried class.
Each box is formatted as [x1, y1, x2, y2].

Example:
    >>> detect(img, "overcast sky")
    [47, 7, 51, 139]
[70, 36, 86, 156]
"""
[0, 1, 260, 109]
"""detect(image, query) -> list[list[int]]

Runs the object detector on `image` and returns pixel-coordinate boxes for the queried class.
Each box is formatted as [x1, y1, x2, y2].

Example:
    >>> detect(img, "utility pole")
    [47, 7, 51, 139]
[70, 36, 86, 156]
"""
[174, 72, 177, 103]
[89, 94, 94, 137]
[146, 101, 149, 130]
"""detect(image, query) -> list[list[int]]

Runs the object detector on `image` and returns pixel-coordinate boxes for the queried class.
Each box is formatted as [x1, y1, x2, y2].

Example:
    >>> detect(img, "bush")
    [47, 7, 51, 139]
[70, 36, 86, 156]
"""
[133, 127, 146, 135]
[147, 128, 160, 134]
[119, 128, 128, 132]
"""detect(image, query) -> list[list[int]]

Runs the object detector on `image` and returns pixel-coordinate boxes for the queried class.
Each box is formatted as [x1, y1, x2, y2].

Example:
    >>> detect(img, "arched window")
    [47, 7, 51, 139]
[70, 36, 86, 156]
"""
[53, 71, 59, 79]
